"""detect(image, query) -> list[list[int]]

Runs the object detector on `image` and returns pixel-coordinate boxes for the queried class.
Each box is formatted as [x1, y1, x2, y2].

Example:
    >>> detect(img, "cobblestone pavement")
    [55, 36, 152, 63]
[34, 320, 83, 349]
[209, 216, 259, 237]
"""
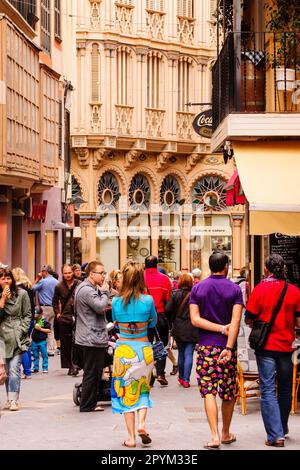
[1, 355, 299, 450]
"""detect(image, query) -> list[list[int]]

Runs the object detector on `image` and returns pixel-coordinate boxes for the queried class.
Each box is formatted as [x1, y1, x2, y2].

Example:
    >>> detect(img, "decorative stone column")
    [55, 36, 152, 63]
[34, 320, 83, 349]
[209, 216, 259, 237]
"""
[77, 41, 87, 133]
[136, 48, 148, 136]
[232, 214, 244, 277]
[181, 204, 193, 270]
[119, 212, 128, 268]
[104, 43, 117, 133]
[151, 208, 160, 259]
[80, 219, 92, 263]
[167, 54, 178, 139]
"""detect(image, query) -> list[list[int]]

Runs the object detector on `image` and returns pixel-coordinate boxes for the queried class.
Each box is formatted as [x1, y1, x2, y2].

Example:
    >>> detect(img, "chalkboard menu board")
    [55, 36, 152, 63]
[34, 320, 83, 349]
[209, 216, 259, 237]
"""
[270, 234, 300, 288]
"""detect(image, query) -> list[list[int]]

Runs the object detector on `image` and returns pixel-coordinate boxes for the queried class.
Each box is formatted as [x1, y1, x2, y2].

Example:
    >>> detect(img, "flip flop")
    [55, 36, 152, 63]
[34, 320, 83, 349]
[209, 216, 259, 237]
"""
[138, 430, 152, 445]
[203, 442, 220, 450]
[93, 406, 104, 412]
[122, 441, 136, 448]
[221, 434, 237, 444]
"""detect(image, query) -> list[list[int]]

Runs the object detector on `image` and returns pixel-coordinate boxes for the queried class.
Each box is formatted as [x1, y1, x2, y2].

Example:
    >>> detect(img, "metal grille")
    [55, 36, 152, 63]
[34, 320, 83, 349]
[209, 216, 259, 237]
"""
[98, 172, 120, 209]
[129, 174, 151, 209]
[212, 30, 300, 131]
[160, 175, 181, 209]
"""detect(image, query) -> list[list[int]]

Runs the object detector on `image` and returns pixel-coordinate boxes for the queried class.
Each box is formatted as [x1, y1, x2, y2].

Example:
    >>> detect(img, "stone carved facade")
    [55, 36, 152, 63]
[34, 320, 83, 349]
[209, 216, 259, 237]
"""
[69, 1, 246, 273]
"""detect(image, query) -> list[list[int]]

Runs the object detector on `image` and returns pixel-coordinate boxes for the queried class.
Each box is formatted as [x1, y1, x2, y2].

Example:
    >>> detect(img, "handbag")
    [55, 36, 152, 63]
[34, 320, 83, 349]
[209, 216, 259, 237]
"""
[249, 281, 288, 351]
[152, 327, 168, 362]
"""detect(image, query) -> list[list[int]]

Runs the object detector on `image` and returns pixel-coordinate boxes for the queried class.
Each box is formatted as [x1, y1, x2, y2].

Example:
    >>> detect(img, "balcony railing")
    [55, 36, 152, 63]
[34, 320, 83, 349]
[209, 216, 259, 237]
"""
[212, 32, 300, 131]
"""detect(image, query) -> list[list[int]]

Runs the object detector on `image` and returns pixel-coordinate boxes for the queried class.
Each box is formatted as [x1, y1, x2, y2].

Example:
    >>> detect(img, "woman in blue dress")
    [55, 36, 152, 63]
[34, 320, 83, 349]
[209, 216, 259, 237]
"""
[112, 261, 157, 448]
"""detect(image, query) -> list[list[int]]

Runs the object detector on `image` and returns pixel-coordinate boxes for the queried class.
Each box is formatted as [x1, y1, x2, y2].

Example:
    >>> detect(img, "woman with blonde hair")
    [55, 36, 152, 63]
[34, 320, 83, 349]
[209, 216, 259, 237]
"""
[111, 261, 157, 448]
[12, 268, 36, 380]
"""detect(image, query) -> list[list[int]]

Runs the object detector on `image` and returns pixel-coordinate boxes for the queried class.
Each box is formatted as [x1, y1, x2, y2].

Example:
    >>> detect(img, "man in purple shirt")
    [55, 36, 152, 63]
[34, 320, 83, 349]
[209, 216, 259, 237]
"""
[190, 251, 243, 450]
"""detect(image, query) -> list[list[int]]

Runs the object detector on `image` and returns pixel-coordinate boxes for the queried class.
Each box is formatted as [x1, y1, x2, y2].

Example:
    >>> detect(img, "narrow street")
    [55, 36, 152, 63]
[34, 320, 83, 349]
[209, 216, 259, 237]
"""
[1, 355, 299, 451]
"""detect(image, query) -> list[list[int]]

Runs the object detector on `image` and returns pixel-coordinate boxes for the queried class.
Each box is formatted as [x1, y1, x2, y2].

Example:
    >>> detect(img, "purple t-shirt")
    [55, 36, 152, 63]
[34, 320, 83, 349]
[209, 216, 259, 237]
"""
[189, 275, 243, 347]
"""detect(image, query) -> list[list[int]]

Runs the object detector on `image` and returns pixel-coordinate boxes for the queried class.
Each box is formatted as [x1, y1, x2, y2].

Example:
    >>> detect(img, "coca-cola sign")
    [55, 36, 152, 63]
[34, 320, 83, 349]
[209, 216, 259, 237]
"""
[192, 110, 212, 138]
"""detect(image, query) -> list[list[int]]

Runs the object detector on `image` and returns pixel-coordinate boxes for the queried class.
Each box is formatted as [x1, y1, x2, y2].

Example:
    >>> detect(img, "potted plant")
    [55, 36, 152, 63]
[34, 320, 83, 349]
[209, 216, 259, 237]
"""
[265, 0, 300, 91]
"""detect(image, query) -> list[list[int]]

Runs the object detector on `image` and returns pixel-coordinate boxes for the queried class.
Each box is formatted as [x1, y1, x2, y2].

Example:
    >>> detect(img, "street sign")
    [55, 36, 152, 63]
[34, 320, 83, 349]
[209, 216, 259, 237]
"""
[192, 109, 213, 138]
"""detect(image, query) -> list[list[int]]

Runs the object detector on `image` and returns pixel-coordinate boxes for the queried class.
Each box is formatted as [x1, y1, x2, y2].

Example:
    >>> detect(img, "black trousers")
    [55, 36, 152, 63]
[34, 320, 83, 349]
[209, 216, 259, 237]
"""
[59, 323, 74, 370]
[78, 346, 106, 412]
[148, 313, 169, 377]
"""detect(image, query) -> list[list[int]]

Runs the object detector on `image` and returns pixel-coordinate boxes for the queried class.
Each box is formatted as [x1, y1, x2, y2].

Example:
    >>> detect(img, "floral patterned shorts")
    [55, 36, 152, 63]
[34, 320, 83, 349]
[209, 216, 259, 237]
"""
[196, 345, 237, 401]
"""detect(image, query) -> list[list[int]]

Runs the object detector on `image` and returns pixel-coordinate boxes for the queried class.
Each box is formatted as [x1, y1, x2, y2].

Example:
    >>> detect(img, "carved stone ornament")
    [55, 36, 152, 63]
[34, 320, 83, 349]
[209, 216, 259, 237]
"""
[156, 152, 172, 172]
[185, 153, 202, 173]
[75, 148, 89, 167]
[124, 150, 141, 170]
[93, 149, 115, 169]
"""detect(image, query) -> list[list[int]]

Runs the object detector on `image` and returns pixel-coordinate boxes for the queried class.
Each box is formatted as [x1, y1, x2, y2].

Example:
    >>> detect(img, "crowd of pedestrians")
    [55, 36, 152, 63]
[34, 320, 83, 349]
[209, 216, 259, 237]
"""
[0, 252, 299, 450]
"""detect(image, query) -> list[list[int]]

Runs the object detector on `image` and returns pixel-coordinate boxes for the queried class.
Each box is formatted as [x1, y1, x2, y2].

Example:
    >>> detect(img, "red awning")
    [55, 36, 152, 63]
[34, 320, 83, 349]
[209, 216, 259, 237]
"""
[226, 170, 246, 206]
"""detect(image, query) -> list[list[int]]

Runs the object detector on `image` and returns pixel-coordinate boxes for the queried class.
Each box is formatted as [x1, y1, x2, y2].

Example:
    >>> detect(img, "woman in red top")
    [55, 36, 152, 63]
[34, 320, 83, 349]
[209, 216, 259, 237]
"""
[245, 254, 300, 448]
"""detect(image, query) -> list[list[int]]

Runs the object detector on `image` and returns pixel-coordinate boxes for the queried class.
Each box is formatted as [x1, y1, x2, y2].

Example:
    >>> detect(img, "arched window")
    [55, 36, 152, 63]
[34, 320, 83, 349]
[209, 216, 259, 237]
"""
[129, 174, 151, 209]
[160, 175, 181, 209]
[116, 47, 132, 105]
[178, 57, 193, 111]
[91, 43, 100, 103]
[98, 172, 120, 209]
[147, 52, 163, 108]
[177, 0, 194, 17]
[146, 0, 164, 11]
[192, 175, 227, 211]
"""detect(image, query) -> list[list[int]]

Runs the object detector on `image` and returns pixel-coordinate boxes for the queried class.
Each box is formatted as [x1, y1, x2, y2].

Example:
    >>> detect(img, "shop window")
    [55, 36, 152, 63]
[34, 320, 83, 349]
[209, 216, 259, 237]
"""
[190, 214, 232, 278]
[96, 213, 119, 274]
[158, 213, 181, 272]
[41, 0, 51, 54]
[127, 214, 151, 263]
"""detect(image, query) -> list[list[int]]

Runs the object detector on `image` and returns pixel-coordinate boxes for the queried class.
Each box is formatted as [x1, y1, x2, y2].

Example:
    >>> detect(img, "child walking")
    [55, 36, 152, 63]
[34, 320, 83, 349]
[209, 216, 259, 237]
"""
[31, 307, 51, 374]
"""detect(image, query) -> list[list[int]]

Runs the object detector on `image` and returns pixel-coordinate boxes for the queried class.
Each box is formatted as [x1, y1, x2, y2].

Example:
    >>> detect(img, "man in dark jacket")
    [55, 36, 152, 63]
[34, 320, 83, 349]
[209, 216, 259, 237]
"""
[145, 256, 172, 386]
[74, 261, 109, 412]
[52, 265, 81, 376]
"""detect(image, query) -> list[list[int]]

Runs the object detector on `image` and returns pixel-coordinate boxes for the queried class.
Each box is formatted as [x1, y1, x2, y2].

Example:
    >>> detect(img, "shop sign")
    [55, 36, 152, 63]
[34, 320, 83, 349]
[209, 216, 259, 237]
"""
[192, 110, 213, 138]
[127, 226, 150, 238]
[96, 226, 119, 239]
[159, 226, 181, 239]
[191, 226, 232, 237]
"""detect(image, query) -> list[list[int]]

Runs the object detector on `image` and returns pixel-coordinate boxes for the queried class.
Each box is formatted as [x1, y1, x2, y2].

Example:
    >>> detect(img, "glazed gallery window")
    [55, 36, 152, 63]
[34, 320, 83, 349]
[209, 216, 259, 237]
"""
[6, 25, 39, 164]
[91, 44, 100, 103]
[178, 57, 192, 112]
[42, 71, 60, 166]
[147, 53, 162, 109]
[177, 0, 194, 18]
[54, 0, 61, 39]
[41, 0, 51, 54]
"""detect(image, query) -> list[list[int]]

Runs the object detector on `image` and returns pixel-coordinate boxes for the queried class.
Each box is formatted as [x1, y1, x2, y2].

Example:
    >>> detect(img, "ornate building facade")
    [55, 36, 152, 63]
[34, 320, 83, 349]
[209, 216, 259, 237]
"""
[69, 0, 246, 276]
[0, 0, 71, 278]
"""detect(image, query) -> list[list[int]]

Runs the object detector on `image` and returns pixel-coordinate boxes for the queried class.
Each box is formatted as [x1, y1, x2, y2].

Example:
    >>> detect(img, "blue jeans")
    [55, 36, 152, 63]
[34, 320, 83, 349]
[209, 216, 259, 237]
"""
[22, 347, 32, 377]
[256, 353, 293, 442]
[177, 341, 195, 383]
[5, 354, 22, 401]
[32, 340, 48, 372]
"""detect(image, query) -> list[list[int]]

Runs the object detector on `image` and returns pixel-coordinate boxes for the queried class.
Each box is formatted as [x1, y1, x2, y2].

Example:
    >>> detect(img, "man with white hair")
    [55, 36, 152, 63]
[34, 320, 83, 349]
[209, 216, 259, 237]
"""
[192, 268, 202, 286]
